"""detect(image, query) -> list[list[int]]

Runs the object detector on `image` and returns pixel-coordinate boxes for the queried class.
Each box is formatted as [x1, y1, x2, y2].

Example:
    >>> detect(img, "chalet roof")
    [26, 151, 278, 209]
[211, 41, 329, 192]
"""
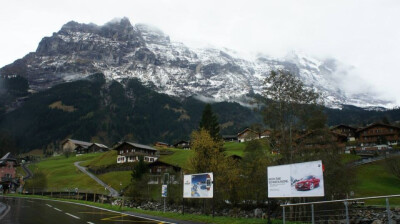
[90, 143, 109, 149]
[155, 142, 169, 145]
[260, 129, 272, 136]
[114, 141, 157, 151]
[173, 140, 190, 146]
[237, 128, 258, 137]
[331, 124, 357, 131]
[63, 139, 92, 148]
[148, 160, 182, 170]
[356, 123, 400, 133]
[0, 152, 17, 165]
[296, 129, 347, 142]
[222, 135, 238, 139]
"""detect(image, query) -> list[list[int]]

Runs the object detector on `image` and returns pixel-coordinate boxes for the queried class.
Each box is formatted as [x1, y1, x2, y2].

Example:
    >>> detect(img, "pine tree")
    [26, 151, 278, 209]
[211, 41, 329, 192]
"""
[131, 156, 148, 180]
[199, 104, 221, 141]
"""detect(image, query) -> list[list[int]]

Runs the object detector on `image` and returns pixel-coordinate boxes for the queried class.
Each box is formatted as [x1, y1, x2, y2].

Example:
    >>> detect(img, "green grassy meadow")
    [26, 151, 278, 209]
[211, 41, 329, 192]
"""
[223, 141, 247, 156]
[27, 153, 105, 193]
[354, 158, 400, 205]
[340, 153, 361, 164]
[97, 171, 132, 191]
[158, 148, 194, 170]
[80, 150, 117, 168]
[24, 141, 400, 207]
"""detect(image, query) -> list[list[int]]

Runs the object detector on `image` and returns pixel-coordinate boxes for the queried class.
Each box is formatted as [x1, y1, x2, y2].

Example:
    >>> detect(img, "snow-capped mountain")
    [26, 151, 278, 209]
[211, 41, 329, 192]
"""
[0, 17, 393, 108]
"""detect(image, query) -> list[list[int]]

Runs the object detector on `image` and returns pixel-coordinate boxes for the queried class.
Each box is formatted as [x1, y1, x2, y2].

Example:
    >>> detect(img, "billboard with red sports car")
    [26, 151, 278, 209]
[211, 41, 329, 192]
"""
[267, 160, 324, 198]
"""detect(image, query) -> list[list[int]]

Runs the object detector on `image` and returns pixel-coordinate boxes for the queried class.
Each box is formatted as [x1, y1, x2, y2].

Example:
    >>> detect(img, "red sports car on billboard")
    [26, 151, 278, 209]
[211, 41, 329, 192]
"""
[295, 175, 320, 191]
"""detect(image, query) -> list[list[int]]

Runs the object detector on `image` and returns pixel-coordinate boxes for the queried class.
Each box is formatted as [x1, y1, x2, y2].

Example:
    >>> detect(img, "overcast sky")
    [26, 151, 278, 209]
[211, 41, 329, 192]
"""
[1, 0, 400, 104]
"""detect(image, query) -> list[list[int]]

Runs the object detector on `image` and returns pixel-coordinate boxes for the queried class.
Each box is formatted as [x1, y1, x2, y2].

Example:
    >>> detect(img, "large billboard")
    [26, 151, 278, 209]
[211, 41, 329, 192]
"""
[268, 160, 324, 198]
[183, 173, 213, 198]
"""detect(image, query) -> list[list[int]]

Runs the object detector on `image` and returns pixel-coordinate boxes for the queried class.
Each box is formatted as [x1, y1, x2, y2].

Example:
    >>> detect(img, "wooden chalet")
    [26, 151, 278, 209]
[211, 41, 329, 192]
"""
[148, 160, 181, 184]
[173, 140, 190, 149]
[237, 128, 260, 142]
[356, 123, 400, 146]
[0, 152, 19, 192]
[87, 143, 109, 153]
[154, 142, 170, 148]
[260, 129, 272, 138]
[222, 135, 238, 142]
[61, 139, 92, 153]
[331, 124, 357, 141]
[114, 142, 159, 164]
[296, 129, 347, 151]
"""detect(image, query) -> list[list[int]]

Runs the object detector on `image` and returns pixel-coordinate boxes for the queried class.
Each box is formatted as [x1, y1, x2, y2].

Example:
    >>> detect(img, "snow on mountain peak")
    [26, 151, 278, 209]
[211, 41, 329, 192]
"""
[0, 18, 394, 109]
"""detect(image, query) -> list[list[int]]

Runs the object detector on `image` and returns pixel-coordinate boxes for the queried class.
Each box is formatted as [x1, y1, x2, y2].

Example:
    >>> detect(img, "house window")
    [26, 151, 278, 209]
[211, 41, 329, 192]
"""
[150, 158, 154, 162]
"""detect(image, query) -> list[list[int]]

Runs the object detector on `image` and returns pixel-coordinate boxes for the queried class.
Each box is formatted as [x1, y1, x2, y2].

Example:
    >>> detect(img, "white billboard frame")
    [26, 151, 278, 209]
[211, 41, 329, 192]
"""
[268, 160, 324, 198]
[183, 172, 213, 198]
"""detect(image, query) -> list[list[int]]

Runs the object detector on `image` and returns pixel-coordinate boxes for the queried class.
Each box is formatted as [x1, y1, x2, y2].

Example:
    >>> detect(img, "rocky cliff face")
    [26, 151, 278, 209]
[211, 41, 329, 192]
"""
[0, 17, 393, 108]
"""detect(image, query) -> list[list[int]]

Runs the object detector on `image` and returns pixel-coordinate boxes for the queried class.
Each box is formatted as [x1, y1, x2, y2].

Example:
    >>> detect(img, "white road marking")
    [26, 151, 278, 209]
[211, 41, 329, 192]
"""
[0, 204, 11, 220]
[2, 196, 175, 224]
[46, 204, 52, 208]
[53, 207, 62, 212]
[65, 213, 80, 219]
[87, 222, 95, 224]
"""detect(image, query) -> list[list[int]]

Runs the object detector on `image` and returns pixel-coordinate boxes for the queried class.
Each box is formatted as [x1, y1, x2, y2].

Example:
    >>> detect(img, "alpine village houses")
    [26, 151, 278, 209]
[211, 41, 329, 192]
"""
[356, 123, 400, 146]
[0, 152, 19, 192]
[115, 142, 159, 163]
[61, 139, 109, 154]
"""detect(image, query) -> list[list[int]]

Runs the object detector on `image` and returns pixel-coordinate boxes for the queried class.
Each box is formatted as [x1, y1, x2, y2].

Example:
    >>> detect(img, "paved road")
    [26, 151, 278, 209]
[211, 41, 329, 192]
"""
[21, 163, 33, 180]
[0, 196, 172, 224]
[349, 152, 400, 167]
[74, 162, 119, 197]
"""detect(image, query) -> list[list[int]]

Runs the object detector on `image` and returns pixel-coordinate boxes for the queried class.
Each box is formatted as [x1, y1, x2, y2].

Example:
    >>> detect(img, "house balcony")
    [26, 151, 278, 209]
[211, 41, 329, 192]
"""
[360, 132, 397, 137]
[0, 176, 16, 183]
[119, 152, 158, 157]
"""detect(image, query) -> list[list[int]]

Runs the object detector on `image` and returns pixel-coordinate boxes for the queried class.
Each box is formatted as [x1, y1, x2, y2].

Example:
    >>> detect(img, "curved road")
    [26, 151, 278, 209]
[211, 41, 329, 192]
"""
[74, 162, 119, 197]
[348, 152, 400, 168]
[0, 196, 173, 224]
[21, 163, 33, 181]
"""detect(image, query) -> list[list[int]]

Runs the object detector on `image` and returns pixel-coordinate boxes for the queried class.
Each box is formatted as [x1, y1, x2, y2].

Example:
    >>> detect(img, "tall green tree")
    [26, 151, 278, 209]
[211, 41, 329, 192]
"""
[189, 129, 241, 204]
[262, 70, 321, 162]
[190, 129, 224, 173]
[131, 156, 148, 181]
[240, 139, 272, 204]
[199, 104, 221, 141]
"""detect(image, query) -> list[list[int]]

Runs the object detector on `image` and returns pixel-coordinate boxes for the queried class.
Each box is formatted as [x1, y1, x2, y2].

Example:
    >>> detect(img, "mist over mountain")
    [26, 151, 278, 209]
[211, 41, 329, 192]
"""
[0, 17, 394, 109]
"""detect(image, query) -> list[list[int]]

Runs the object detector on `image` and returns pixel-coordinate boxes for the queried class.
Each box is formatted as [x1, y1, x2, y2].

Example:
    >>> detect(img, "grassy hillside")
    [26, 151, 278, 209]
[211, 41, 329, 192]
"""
[81, 150, 117, 168]
[27, 153, 105, 193]
[97, 171, 132, 192]
[83, 141, 251, 170]
[158, 148, 194, 170]
[26, 141, 400, 208]
[354, 158, 400, 205]
[0, 74, 261, 153]
[224, 141, 247, 156]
